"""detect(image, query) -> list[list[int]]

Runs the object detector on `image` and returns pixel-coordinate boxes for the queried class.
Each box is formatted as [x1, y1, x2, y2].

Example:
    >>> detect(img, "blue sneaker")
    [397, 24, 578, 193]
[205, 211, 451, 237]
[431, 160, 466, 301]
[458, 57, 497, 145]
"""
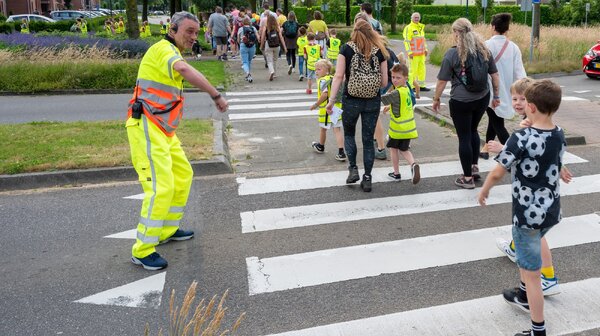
[542, 275, 561, 296]
[131, 252, 168, 271]
[160, 229, 194, 245]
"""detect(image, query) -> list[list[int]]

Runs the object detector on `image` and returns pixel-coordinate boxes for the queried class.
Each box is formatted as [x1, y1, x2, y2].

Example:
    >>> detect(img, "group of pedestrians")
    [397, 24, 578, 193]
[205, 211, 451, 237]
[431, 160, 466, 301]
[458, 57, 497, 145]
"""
[124, 9, 575, 336]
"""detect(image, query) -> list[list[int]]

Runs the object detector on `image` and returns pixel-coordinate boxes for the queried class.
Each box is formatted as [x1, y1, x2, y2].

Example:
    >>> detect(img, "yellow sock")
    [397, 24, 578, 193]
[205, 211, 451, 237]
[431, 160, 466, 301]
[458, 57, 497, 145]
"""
[541, 266, 555, 279]
[510, 240, 515, 251]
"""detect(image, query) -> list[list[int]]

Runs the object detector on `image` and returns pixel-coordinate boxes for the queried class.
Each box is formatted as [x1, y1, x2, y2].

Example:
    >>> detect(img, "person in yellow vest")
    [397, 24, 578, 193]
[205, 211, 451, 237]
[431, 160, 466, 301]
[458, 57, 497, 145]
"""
[140, 21, 150, 38]
[104, 20, 114, 35]
[380, 63, 421, 183]
[127, 11, 228, 270]
[166, 17, 171, 31]
[403, 12, 430, 91]
[326, 28, 341, 66]
[77, 17, 87, 36]
[304, 32, 322, 95]
[296, 26, 308, 81]
[276, 8, 286, 27]
[159, 20, 167, 35]
[118, 17, 125, 34]
[309, 59, 346, 161]
[20, 19, 30, 34]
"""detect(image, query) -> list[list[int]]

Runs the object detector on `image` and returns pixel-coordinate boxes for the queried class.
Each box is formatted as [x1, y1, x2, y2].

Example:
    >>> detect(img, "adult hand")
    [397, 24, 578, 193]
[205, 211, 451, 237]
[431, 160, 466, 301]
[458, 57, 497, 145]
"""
[477, 190, 489, 206]
[492, 97, 500, 108]
[214, 96, 228, 113]
[432, 100, 440, 113]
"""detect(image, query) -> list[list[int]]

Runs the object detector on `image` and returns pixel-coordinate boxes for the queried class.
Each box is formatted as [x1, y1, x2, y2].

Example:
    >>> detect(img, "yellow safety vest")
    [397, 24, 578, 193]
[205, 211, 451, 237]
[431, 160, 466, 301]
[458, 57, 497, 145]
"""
[305, 43, 321, 71]
[105, 24, 113, 35]
[118, 21, 124, 33]
[128, 39, 185, 137]
[317, 74, 342, 125]
[140, 26, 147, 37]
[388, 86, 418, 139]
[21, 23, 30, 34]
[80, 22, 87, 35]
[403, 22, 426, 57]
[326, 37, 341, 60]
[297, 36, 308, 56]
[160, 24, 167, 35]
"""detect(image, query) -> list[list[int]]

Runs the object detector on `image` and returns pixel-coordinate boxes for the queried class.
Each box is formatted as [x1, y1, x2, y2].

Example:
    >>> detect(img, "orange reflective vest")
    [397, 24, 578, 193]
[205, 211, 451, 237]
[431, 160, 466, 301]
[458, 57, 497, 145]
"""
[403, 22, 426, 56]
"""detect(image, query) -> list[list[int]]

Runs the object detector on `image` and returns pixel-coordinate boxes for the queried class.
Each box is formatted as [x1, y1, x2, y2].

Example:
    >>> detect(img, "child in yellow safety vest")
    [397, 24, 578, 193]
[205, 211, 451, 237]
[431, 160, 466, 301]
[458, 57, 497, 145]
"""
[296, 26, 308, 81]
[159, 20, 167, 35]
[380, 63, 421, 184]
[309, 59, 346, 161]
[20, 19, 30, 34]
[118, 17, 125, 34]
[104, 20, 114, 35]
[304, 32, 322, 95]
[326, 28, 341, 66]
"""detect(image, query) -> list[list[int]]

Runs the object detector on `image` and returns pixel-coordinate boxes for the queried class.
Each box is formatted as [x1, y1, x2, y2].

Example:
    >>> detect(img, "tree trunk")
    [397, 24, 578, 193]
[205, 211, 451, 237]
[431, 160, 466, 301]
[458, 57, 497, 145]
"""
[176, 0, 182, 12]
[169, 0, 175, 16]
[283, 0, 288, 15]
[345, 0, 351, 26]
[126, 0, 140, 38]
[390, 0, 397, 33]
[142, 0, 148, 22]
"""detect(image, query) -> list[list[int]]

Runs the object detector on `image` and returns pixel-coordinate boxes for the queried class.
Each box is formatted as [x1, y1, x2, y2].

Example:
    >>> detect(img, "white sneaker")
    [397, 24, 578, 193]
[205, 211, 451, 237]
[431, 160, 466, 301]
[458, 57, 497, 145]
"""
[495, 238, 516, 263]
[541, 275, 561, 296]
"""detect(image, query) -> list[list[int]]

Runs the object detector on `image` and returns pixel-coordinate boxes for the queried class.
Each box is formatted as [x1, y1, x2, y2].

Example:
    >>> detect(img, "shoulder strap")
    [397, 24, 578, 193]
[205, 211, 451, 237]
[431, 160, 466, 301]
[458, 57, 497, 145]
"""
[494, 39, 510, 63]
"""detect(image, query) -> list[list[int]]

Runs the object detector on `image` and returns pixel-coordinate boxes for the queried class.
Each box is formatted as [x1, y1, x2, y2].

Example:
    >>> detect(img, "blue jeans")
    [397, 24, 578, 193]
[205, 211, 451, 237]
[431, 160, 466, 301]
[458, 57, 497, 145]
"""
[341, 95, 381, 176]
[298, 56, 307, 77]
[239, 44, 256, 75]
[512, 225, 553, 271]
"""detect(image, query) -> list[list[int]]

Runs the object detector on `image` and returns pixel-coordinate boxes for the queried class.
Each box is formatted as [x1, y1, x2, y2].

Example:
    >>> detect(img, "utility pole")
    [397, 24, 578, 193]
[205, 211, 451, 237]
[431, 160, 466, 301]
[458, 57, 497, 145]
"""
[529, 0, 540, 62]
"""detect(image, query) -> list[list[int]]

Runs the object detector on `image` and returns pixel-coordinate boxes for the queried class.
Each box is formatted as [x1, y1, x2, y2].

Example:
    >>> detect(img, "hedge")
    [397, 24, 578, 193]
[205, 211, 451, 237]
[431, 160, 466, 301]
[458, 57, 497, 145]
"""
[11, 17, 107, 34]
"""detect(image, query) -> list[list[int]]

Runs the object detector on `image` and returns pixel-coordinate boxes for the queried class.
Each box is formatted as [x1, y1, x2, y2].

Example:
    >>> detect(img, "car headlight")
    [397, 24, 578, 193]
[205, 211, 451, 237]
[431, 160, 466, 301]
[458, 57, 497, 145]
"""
[586, 48, 597, 57]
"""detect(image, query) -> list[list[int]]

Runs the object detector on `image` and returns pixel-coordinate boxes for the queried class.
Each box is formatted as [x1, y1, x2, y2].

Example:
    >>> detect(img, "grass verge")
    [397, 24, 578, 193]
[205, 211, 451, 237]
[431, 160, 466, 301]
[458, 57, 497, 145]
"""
[0, 119, 213, 175]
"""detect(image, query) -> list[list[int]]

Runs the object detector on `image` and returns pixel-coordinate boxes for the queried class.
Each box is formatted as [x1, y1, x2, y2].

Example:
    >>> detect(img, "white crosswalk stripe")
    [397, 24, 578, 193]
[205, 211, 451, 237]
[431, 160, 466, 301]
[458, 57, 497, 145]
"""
[228, 91, 600, 335]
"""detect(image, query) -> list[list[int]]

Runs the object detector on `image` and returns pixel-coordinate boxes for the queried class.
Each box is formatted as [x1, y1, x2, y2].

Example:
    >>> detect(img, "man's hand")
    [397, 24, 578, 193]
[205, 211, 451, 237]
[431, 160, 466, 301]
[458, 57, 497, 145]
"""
[214, 96, 228, 113]
[432, 100, 440, 113]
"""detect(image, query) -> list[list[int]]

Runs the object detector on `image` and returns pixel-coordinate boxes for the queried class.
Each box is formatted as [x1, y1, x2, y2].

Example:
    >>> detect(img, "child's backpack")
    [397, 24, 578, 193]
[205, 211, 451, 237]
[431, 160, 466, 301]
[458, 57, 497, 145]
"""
[346, 41, 381, 99]
[283, 21, 298, 39]
[241, 26, 257, 48]
[267, 29, 280, 47]
[453, 47, 489, 92]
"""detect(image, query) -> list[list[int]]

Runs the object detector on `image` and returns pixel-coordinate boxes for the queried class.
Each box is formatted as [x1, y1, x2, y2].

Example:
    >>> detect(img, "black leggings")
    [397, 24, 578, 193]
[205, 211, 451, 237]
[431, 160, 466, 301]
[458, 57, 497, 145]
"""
[484, 107, 510, 144]
[286, 48, 296, 68]
[449, 93, 490, 177]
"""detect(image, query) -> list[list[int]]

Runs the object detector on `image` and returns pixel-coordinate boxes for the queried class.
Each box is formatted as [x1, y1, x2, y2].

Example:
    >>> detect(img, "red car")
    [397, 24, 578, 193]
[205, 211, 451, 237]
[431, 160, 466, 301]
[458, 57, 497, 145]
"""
[583, 40, 600, 79]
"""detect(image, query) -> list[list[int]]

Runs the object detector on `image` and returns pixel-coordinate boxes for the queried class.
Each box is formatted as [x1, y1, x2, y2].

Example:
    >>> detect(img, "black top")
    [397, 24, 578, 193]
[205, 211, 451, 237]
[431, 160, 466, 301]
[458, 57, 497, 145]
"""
[339, 43, 386, 98]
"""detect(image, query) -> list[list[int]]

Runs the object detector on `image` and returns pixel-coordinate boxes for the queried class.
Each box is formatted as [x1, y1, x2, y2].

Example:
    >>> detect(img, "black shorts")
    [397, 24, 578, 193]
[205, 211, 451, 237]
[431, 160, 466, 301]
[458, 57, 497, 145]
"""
[214, 36, 228, 45]
[386, 138, 411, 151]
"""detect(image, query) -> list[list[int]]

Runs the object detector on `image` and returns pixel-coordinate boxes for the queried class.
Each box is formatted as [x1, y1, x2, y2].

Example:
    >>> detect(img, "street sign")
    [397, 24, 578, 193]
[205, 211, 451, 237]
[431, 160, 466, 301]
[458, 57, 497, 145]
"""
[482, 0, 488, 8]
[586, 2, 591, 11]
[521, 0, 532, 11]
[532, 0, 541, 3]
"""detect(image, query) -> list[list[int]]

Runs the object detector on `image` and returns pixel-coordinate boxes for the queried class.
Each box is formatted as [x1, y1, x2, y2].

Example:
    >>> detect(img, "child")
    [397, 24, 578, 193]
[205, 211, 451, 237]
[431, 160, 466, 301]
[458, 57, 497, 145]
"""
[380, 63, 420, 184]
[492, 78, 562, 297]
[326, 28, 341, 66]
[478, 79, 573, 336]
[296, 27, 308, 81]
[304, 32, 322, 94]
[309, 59, 346, 161]
[397, 52, 420, 99]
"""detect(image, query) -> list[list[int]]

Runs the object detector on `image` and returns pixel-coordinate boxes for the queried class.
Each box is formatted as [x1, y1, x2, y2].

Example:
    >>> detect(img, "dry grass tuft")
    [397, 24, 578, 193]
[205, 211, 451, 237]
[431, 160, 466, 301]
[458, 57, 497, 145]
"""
[145, 281, 245, 336]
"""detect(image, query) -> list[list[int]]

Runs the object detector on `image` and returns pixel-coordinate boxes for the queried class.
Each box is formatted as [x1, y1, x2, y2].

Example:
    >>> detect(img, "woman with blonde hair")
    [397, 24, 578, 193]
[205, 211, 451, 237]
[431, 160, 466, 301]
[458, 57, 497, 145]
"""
[260, 13, 287, 81]
[432, 18, 500, 189]
[325, 19, 389, 192]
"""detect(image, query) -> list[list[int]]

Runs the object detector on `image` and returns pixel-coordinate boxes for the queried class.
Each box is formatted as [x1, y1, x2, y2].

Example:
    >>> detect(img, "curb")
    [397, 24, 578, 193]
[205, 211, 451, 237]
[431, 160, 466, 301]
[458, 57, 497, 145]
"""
[0, 118, 233, 192]
[0, 87, 230, 96]
[414, 106, 587, 147]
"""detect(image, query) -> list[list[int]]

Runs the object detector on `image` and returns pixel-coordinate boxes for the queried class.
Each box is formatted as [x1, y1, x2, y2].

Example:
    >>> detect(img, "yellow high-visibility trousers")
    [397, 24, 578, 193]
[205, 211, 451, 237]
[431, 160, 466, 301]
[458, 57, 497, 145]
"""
[410, 55, 427, 87]
[126, 116, 193, 258]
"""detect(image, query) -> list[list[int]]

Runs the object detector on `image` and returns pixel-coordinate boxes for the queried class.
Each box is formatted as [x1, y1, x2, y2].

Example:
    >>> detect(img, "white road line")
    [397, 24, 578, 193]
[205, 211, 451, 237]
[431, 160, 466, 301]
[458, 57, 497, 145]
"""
[104, 229, 137, 239]
[237, 152, 587, 195]
[573, 90, 591, 93]
[123, 193, 145, 199]
[228, 95, 314, 103]
[75, 272, 166, 309]
[246, 214, 600, 295]
[562, 96, 587, 101]
[247, 214, 600, 295]
[229, 110, 316, 120]
[240, 174, 600, 233]
[263, 277, 600, 335]
[229, 101, 312, 110]
[226, 89, 313, 96]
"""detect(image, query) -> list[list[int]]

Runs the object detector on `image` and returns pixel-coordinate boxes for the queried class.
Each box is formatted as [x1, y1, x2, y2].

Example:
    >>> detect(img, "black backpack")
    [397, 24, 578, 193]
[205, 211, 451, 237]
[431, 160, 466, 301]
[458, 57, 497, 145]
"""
[241, 26, 257, 48]
[454, 47, 489, 92]
[267, 29, 280, 47]
[283, 21, 298, 39]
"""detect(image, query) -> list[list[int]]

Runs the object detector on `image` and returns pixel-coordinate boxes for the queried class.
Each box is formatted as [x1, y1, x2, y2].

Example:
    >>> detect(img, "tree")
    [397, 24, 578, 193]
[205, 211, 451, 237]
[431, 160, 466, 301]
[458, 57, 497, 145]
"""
[126, 0, 140, 38]
[346, 0, 351, 26]
[397, 0, 412, 25]
[170, 0, 182, 15]
[389, 0, 397, 34]
[142, 0, 148, 22]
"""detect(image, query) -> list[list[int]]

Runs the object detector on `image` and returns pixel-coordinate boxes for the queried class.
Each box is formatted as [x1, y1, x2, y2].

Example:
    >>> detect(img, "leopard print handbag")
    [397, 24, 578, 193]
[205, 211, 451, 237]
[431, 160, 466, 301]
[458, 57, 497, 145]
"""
[346, 41, 381, 99]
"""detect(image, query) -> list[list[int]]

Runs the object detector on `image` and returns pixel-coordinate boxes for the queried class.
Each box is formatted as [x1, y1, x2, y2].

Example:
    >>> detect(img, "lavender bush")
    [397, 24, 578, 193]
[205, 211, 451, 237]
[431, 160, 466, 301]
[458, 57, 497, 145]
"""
[0, 33, 149, 58]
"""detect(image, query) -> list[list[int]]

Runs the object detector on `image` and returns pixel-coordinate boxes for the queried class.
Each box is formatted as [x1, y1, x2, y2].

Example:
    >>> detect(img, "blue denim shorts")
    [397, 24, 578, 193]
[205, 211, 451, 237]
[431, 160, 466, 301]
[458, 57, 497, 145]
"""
[306, 70, 316, 80]
[512, 225, 553, 271]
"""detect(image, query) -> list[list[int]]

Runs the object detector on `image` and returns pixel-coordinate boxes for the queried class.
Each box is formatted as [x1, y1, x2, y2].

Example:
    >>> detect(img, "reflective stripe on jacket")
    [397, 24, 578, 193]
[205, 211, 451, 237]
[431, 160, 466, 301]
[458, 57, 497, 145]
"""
[388, 86, 418, 139]
[327, 37, 341, 60]
[128, 39, 185, 137]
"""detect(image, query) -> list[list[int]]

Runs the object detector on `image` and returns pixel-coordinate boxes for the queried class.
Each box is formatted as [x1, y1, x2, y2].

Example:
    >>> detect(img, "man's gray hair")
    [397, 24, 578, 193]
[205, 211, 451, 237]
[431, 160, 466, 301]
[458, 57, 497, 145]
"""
[171, 11, 199, 27]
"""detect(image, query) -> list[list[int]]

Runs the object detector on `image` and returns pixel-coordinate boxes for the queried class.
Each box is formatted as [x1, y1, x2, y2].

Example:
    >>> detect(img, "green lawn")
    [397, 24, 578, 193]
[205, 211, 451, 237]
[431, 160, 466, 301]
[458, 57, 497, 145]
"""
[0, 119, 213, 175]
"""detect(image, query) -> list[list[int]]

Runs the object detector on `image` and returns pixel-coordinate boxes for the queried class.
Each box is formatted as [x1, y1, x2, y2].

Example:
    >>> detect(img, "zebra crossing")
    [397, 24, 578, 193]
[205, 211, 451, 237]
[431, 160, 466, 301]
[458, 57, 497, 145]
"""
[226, 90, 600, 335]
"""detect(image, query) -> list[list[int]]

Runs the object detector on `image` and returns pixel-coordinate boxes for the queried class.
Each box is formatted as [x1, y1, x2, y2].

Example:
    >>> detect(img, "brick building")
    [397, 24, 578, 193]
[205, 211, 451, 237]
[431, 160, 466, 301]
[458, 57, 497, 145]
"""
[2, 0, 98, 17]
